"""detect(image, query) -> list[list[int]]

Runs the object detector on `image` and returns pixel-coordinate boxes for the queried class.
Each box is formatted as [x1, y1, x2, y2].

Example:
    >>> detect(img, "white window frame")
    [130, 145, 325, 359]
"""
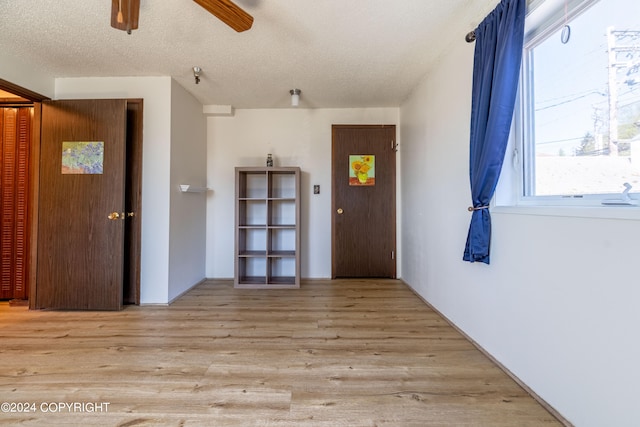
[494, 0, 640, 219]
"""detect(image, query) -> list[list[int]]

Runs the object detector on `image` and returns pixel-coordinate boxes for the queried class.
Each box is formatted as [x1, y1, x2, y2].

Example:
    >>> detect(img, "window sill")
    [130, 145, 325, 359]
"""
[492, 204, 640, 221]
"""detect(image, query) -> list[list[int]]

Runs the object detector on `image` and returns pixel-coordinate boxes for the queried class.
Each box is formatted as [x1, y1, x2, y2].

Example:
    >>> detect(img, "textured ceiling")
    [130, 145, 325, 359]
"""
[0, 0, 498, 109]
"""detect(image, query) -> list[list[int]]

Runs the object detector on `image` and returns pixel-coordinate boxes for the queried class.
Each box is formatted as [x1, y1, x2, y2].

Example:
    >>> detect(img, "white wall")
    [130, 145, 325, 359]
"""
[55, 77, 173, 304]
[168, 80, 207, 301]
[206, 108, 399, 279]
[0, 51, 54, 98]
[400, 36, 640, 427]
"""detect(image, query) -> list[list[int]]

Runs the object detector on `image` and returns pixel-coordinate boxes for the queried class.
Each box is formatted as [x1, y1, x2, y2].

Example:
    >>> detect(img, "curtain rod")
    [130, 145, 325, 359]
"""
[465, 30, 476, 42]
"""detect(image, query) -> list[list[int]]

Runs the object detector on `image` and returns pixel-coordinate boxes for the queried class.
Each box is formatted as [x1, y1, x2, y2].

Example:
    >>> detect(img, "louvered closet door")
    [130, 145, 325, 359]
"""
[0, 107, 31, 300]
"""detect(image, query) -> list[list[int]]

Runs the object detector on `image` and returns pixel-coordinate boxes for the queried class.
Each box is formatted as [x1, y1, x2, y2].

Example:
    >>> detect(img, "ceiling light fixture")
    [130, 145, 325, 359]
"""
[290, 89, 301, 107]
[193, 66, 202, 84]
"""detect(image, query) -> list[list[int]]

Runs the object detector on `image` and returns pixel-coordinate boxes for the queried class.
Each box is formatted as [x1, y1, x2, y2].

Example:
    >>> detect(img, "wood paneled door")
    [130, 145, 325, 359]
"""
[0, 107, 32, 300]
[331, 125, 396, 278]
[35, 99, 142, 310]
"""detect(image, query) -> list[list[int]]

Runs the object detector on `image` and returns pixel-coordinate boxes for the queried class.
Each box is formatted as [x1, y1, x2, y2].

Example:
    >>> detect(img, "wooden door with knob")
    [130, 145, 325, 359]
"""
[36, 99, 130, 310]
[331, 125, 396, 278]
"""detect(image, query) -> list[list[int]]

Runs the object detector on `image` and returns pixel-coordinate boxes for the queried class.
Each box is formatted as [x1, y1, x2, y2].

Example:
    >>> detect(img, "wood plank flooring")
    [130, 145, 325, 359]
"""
[0, 279, 562, 426]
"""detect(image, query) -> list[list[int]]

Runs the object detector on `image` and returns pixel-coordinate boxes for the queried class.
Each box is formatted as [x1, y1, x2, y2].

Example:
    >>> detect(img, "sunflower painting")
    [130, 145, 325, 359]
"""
[349, 155, 375, 186]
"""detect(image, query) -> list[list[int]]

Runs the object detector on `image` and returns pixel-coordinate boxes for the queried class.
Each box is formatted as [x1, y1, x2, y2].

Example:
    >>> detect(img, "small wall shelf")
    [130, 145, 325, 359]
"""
[235, 167, 301, 289]
[179, 184, 209, 193]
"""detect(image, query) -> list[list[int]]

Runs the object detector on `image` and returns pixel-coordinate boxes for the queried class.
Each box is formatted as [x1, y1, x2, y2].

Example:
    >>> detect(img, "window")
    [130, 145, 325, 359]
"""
[515, 0, 640, 205]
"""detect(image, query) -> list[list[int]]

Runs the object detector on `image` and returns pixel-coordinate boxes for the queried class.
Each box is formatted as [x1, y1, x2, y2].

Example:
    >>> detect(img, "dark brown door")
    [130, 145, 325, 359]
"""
[332, 125, 396, 278]
[36, 99, 127, 310]
[1, 107, 32, 300]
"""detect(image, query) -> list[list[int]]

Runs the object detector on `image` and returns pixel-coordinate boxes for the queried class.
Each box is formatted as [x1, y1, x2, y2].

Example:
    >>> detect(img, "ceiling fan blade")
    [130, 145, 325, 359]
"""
[193, 0, 254, 32]
[111, 0, 140, 33]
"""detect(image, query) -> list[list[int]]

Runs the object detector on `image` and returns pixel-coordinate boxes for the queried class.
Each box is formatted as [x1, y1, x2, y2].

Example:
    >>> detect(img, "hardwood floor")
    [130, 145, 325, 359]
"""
[0, 279, 562, 426]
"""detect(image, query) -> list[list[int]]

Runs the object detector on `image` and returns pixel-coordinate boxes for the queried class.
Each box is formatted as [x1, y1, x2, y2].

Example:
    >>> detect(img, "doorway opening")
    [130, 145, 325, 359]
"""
[0, 86, 36, 305]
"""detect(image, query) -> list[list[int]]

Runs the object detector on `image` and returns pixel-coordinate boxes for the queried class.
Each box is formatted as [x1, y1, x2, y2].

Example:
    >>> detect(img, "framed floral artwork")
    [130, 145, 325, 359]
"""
[61, 141, 104, 174]
[349, 155, 375, 186]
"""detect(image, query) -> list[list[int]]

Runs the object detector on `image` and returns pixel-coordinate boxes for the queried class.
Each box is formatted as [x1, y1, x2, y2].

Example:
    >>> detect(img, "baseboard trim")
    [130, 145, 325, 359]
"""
[205, 277, 234, 283]
[204, 277, 335, 285]
[167, 278, 208, 304]
[401, 280, 573, 427]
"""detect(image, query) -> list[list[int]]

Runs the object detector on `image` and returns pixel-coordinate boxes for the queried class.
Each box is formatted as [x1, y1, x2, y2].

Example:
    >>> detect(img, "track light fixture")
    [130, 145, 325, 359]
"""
[193, 66, 202, 84]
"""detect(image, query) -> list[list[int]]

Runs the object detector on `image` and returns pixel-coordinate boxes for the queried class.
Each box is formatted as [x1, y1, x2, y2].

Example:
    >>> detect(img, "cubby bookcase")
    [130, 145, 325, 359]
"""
[235, 167, 300, 288]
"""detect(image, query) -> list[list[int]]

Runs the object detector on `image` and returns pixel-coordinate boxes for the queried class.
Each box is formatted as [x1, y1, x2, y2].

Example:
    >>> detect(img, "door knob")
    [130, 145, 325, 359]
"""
[337, 208, 343, 214]
[108, 212, 127, 220]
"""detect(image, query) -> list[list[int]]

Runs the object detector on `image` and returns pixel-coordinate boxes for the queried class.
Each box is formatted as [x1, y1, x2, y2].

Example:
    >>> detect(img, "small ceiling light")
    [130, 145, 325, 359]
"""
[290, 89, 301, 107]
[193, 66, 202, 84]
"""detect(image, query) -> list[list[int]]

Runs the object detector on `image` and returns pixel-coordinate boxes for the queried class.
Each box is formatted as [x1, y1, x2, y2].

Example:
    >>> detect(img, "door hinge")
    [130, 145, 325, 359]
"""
[391, 250, 395, 260]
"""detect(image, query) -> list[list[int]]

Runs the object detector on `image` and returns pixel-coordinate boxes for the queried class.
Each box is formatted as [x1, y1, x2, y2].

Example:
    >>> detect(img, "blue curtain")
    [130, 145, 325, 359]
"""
[463, 0, 526, 264]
